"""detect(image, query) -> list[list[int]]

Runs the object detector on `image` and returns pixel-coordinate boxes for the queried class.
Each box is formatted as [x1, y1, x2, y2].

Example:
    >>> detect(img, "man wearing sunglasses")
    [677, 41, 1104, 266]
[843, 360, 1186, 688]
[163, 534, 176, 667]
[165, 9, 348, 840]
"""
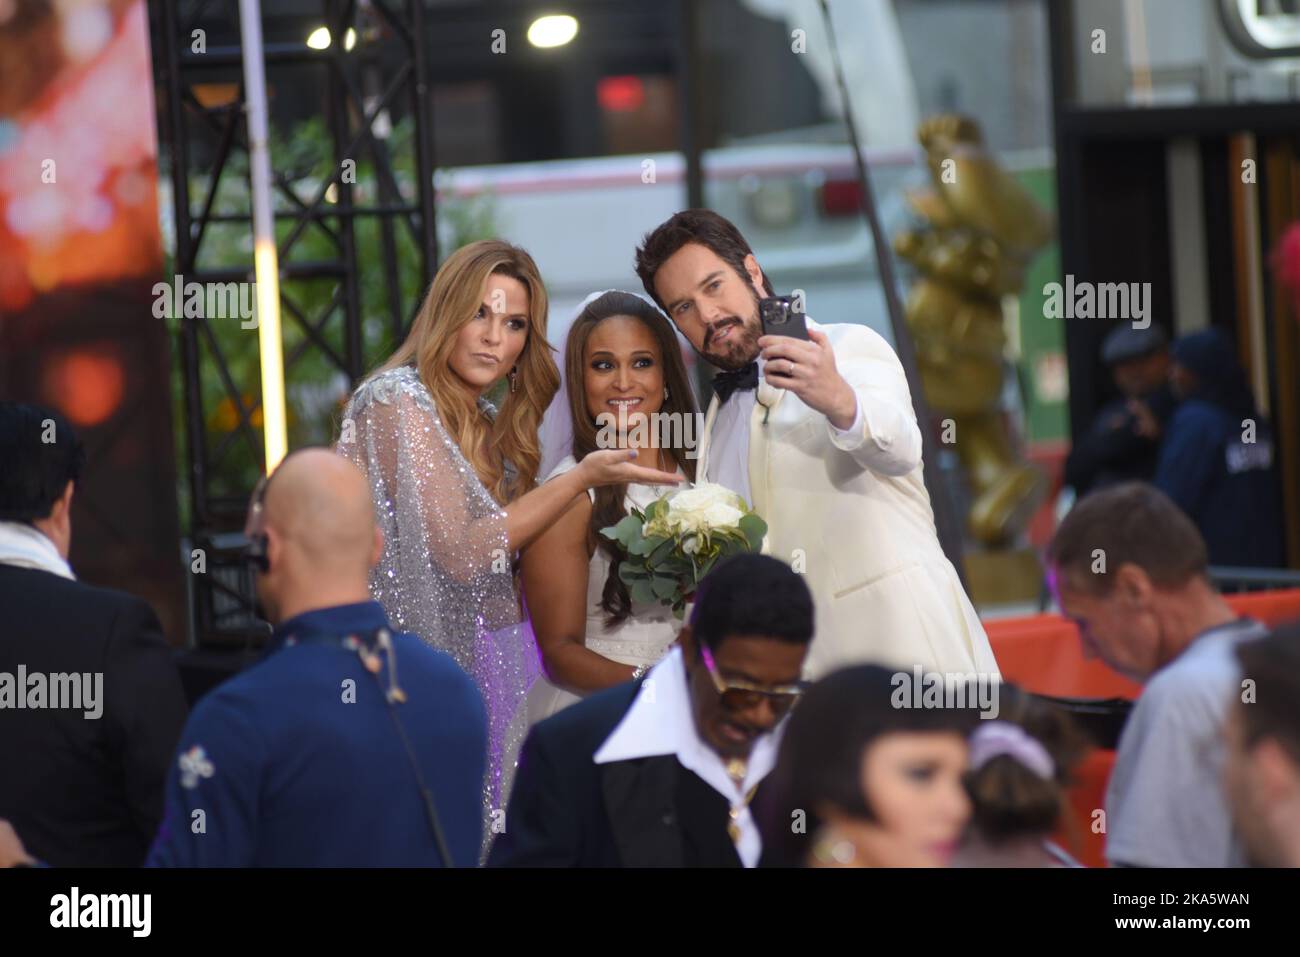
[490, 553, 812, 867]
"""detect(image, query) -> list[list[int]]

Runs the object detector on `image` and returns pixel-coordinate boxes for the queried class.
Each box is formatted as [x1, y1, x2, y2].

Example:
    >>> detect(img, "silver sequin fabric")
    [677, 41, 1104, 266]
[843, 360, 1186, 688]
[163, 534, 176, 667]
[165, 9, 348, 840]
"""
[337, 365, 540, 828]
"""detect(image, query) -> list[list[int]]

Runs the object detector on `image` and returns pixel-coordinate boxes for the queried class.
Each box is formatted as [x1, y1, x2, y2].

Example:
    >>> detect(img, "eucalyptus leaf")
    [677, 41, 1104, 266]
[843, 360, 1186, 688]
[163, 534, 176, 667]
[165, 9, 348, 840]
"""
[651, 576, 679, 600]
[663, 557, 694, 577]
[628, 536, 657, 557]
[647, 537, 676, 566]
[609, 514, 643, 548]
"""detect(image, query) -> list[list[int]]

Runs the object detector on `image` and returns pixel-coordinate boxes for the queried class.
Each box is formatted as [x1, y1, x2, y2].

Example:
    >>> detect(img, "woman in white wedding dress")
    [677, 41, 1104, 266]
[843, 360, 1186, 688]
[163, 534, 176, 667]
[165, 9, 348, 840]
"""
[518, 290, 701, 725]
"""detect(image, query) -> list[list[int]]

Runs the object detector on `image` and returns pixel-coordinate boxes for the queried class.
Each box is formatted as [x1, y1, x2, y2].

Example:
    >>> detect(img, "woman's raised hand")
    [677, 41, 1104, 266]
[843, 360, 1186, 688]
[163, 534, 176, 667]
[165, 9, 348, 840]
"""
[577, 448, 682, 489]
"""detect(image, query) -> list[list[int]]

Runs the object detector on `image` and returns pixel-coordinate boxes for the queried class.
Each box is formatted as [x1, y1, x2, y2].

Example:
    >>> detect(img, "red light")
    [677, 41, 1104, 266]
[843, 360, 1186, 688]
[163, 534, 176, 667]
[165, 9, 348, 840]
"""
[43, 350, 125, 427]
[598, 75, 645, 113]
[819, 178, 863, 217]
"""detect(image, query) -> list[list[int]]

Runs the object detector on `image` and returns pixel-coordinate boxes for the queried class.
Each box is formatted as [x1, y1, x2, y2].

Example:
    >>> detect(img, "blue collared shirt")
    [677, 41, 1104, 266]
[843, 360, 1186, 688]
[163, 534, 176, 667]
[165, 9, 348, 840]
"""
[269, 599, 388, 650]
[147, 601, 487, 867]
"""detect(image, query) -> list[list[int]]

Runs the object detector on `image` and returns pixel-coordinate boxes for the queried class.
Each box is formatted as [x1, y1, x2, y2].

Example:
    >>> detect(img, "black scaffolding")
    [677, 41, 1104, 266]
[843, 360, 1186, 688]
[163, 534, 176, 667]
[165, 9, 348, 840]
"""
[151, 0, 439, 645]
[150, 0, 959, 652]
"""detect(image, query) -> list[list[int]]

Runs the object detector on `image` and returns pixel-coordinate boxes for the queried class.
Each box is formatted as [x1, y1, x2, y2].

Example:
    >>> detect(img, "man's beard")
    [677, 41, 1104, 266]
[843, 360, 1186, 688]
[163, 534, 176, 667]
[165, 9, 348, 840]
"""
[702, 309, 761, 372]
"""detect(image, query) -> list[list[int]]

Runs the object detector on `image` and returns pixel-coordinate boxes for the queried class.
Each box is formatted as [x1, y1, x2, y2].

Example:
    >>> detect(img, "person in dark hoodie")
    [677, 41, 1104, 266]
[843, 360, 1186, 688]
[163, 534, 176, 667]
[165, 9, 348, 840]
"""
[1154, 328, 1285, 568]
[1064, 324, 1178, 495]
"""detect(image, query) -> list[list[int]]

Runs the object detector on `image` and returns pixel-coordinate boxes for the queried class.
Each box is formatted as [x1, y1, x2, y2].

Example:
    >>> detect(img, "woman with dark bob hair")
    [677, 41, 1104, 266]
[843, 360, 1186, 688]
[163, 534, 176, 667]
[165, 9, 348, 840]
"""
[758, 665, 980, 867]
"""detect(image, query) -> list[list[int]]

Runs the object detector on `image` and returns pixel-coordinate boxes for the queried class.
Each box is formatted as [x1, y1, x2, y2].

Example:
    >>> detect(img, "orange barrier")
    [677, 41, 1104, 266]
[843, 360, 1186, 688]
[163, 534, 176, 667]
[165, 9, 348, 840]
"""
[1056, 749, 1115, 869]
[983, 588, 1300, 867]
[987, 614, 1142, 700]
[1223, 589, 1300, 629]
[985, 589, 1300, 698]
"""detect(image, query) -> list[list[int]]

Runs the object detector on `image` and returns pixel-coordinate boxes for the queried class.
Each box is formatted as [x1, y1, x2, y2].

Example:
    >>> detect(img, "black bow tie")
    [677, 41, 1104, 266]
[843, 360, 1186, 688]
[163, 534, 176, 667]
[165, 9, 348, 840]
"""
[712, 362, 759, 404]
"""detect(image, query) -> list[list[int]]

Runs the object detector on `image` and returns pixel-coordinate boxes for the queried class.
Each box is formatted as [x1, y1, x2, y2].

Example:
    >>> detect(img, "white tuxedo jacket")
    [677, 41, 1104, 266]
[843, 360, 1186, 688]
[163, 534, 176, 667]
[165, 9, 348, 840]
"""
[696, 320, 1000, 680]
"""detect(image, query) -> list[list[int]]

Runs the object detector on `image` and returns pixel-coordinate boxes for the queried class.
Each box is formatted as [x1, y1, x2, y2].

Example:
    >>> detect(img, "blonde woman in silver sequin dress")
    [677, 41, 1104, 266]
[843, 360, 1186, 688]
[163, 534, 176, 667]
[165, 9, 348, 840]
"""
[516, 291, 699, 730]
[337, 244, 680, 823]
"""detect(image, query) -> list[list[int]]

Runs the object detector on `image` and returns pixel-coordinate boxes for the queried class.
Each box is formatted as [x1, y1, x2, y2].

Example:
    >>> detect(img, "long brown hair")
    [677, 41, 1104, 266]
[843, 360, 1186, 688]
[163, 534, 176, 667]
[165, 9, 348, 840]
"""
[565, 291, 698, 625]
[378, 240, 559, 504]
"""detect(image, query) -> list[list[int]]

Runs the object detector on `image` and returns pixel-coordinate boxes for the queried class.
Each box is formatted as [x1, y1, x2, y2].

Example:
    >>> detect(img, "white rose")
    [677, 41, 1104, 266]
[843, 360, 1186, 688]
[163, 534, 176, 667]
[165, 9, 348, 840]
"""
[673, 513, 703, 535]
[670, 486, 743, 530]
[668, 513, 698, 535]
[667, 486, 716, 512]
[700, 501, 744, 530]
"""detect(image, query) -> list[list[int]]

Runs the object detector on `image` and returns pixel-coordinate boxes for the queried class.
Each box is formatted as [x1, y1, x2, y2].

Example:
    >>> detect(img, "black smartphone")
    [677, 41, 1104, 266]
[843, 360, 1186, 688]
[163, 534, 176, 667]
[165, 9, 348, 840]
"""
[759, 296, 810, 341]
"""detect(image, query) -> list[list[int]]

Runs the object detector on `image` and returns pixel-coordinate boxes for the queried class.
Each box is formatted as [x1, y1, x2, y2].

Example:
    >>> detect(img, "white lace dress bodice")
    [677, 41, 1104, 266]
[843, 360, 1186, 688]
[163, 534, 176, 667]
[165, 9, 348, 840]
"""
[518, 454, 682, 726]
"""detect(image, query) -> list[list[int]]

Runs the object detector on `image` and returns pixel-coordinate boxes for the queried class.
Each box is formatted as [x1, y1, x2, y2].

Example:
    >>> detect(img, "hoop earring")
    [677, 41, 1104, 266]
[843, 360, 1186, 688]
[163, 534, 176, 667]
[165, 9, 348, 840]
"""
[509, 367, 519, 393]
[663, 387, 670, 400]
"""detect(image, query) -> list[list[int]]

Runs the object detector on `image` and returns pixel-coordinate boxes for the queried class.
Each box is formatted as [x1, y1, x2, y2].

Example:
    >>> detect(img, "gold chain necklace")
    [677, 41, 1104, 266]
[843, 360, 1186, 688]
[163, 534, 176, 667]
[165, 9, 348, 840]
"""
[725, 757, 760, 845]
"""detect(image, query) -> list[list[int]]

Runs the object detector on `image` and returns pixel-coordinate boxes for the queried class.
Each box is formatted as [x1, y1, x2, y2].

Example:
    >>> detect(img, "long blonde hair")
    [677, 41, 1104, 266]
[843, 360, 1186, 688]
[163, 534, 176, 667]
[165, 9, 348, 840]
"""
[378, 240, 559, 503]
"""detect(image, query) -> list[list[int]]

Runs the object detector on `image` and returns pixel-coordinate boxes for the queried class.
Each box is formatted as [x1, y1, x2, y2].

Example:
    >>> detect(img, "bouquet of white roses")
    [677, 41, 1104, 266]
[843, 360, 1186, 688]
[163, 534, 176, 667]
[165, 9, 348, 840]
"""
[600, 483, 767, 619]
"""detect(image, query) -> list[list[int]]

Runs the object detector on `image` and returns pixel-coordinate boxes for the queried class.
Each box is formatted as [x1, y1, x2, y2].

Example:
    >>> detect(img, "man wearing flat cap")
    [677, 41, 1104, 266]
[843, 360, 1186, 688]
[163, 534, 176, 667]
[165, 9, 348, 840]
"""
[1064, 324, 1177, 496]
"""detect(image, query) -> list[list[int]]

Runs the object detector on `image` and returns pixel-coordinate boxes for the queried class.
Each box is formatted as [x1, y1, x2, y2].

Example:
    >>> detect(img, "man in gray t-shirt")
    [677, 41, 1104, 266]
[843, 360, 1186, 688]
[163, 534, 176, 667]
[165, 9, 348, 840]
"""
[1047, 482, 1259, 868]
[1103, 619, 1264, 867]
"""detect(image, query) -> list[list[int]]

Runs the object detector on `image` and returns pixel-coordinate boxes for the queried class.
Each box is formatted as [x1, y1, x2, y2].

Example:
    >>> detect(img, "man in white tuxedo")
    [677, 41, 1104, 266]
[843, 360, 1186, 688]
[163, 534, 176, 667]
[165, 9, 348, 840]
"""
[635, 209, 998, 680]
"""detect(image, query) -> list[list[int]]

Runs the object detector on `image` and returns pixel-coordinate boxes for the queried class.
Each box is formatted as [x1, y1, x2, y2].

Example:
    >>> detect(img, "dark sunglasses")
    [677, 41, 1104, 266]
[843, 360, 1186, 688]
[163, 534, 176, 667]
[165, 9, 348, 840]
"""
[699, 644, 807, 717]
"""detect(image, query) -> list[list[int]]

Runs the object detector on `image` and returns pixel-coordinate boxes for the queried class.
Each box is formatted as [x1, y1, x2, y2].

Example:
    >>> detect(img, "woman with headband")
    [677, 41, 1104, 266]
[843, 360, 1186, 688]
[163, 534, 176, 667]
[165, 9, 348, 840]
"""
[953, 686, 1089, 868]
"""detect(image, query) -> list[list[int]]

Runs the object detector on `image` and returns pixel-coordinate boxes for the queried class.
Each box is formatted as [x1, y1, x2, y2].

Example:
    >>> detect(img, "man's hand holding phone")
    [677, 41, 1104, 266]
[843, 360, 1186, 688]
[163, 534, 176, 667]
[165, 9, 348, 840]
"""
[757, 297, 857, 431]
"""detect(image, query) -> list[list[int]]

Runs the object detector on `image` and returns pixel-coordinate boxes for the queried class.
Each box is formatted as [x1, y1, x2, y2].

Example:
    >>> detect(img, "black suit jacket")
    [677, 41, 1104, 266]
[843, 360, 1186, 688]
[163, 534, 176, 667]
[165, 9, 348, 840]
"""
[0, 564, 188, 866]
[488, 680, 770, 867]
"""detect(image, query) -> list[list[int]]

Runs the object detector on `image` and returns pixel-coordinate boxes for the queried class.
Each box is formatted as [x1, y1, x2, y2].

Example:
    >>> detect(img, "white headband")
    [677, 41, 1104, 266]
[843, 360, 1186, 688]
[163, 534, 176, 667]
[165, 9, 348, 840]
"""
[969, 721, 1055, 780]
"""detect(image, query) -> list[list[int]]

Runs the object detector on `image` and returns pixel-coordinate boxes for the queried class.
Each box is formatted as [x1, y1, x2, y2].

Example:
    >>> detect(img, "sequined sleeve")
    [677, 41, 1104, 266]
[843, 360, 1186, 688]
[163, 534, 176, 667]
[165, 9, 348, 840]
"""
[337, 366, 518, 641]
[337, 367, 540, 821]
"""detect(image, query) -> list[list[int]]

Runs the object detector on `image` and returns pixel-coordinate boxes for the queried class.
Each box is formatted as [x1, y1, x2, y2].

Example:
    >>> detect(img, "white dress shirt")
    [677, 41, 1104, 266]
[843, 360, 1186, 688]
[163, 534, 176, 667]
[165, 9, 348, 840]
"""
[593, 646, 784, 867]
[708, 350, 863, 504]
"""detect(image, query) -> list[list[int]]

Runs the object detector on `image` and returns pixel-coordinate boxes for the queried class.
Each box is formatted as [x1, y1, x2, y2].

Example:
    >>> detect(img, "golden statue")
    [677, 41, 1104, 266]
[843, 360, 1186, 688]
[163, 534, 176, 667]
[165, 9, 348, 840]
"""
[894, 115, 1054, 575]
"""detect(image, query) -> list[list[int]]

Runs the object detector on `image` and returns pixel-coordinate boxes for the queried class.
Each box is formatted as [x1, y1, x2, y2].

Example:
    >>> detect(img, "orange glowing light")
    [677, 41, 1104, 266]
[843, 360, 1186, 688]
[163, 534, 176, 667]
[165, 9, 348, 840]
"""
[44, 351, 125, 427]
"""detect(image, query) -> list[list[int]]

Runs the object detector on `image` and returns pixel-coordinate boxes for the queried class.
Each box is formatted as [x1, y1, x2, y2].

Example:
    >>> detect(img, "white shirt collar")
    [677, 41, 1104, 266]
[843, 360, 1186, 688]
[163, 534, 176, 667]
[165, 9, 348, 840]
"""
[0, 521, 75, 580]
[593, 646, 785, 867]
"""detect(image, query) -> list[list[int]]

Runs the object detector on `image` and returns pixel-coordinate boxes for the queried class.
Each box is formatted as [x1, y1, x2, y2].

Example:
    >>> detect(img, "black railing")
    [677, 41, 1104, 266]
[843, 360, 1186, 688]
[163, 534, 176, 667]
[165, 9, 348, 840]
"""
[150, 0, 438, 646]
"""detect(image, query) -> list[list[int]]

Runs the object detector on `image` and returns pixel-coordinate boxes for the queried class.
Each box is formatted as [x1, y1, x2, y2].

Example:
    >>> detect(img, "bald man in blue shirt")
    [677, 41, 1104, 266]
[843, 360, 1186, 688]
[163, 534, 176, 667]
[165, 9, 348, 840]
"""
[147, 449, 487, 867]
